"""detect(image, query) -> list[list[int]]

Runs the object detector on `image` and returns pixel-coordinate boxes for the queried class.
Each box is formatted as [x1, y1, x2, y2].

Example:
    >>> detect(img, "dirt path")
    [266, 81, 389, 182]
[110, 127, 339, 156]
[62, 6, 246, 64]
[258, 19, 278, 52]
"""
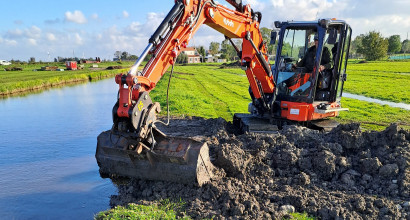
[110, 117, 409, 219]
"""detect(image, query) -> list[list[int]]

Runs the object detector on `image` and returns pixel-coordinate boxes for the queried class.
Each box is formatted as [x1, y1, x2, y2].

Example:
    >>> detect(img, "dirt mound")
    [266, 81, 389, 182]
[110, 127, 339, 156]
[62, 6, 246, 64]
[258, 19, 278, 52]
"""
[109, 117, 410, 219]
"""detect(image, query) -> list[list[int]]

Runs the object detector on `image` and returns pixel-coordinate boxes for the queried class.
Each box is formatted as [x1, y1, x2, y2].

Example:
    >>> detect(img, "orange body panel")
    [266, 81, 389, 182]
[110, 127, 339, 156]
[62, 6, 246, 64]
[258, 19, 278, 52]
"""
[288, 73, 311, 92]
[280, 101, 339, 122]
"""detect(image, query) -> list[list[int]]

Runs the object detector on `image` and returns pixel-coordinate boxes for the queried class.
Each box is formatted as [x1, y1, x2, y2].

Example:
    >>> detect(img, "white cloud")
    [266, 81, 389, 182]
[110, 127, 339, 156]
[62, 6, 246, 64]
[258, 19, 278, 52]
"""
[5, 39, 18, 46]
[347, 15, 410, 40]
[6, 26, 41, 39]
[91, 13, 99, 20]
[244, 0, 266, 10]
[2, 0, 409, 61]
[7, 29, 23, 38]
[46, 33, 56, 41]
[28, 38, 37, 46]
[74, 33, 83, 45]
[123, 10, 129, 18]
[65, 10, 87, 24]
[25, 26, 41, 39]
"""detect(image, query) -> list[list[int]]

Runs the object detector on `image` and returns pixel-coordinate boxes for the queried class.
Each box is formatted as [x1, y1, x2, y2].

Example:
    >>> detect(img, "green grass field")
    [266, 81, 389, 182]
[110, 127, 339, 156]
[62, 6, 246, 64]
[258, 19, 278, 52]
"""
[150, 65, 250, 120]
[1, 60, 409, 130]
[0, 61, 134, 95]
[95, 199, 189, 220]
[344, 60, 410, 104]
[150, 64, 409, 131]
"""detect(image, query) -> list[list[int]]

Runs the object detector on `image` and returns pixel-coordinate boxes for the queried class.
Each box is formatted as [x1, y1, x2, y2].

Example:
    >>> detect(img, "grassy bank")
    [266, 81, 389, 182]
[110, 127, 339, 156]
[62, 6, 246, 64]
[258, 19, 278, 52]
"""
[0, 61, 134, 95]
[95, 200, 189, 220]
[345, 60, 410, 104]
[150, 64, 409, 131]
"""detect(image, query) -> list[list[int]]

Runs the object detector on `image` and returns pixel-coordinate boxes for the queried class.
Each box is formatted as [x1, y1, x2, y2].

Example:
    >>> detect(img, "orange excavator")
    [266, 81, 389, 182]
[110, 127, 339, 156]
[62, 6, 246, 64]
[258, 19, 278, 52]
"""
[96, 0, 352, 185]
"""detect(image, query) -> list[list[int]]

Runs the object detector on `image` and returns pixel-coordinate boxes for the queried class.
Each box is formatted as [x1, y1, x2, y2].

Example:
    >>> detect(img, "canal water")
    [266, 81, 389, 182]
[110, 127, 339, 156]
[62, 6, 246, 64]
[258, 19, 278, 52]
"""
[0, 78, 119, 219]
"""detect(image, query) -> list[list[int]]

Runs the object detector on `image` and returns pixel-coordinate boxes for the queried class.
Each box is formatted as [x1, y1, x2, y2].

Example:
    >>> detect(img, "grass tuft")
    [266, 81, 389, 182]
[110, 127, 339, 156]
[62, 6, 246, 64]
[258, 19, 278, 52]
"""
[95, 199, 189, 220]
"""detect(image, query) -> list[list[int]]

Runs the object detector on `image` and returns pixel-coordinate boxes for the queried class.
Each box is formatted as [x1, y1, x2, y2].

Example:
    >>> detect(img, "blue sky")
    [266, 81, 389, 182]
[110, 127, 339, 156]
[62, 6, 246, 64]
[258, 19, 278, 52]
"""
[1, 0, 409, 61]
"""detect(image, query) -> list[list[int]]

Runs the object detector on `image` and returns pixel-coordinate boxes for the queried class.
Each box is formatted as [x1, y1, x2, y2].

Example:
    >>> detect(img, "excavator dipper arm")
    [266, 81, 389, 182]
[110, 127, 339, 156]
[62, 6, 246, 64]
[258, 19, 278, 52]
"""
[97, 0, 276, 185]
[117, 0, 275, 123]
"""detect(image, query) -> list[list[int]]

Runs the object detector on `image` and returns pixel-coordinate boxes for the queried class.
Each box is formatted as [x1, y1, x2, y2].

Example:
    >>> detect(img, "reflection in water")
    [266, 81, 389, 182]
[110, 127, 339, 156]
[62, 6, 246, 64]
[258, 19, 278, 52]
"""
[0, 78, 118, 219]
[344, 93, 410, 110]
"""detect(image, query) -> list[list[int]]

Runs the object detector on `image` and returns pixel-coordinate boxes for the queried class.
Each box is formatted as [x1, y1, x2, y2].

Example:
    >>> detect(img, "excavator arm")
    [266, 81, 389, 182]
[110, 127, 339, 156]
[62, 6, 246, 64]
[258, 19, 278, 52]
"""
[115, 0, 275, 127]
[97, 0, 276, 185]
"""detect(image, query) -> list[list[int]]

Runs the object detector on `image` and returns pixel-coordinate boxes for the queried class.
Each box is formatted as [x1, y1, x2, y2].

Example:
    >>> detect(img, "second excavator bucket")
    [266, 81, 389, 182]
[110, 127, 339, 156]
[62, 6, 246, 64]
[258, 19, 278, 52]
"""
[96, 128, 214, 186]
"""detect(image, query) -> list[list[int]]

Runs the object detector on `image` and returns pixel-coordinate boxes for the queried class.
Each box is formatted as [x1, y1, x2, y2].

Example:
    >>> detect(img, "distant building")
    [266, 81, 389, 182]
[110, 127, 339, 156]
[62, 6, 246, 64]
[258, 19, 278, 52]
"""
[205, 54, 214, 63]
[181, 47, 201, 63]
[0, 60, 11, 66]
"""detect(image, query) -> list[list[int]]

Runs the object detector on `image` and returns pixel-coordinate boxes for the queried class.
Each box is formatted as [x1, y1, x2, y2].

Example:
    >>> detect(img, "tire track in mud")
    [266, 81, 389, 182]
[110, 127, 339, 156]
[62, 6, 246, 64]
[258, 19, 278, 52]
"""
[190, 74, 232, 120]
[190, 68, 248, 119]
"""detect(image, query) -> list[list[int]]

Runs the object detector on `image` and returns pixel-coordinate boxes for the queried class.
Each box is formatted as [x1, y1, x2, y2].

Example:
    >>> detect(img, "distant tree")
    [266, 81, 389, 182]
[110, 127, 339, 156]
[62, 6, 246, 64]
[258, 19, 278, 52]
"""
[220, 39, 237, 61]
[128, 54, 138, 60]
[176, 52, 188, 64]
[197, 46, 206, 62]
[357, 31, 388, 61]
[114, 51, 121, 60]
[260, 27, 275, 54]
[388, 35, 401, 54]
[209, 42, 220, 56]
[121, 51, 129, 60]
[402, 39, 410, 53]
[350, 34, 364, 58]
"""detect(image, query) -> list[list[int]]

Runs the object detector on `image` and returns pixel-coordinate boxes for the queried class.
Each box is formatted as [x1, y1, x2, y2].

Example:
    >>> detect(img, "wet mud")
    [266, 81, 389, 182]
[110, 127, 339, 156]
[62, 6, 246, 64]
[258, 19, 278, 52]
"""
[109, 117, 410, 219]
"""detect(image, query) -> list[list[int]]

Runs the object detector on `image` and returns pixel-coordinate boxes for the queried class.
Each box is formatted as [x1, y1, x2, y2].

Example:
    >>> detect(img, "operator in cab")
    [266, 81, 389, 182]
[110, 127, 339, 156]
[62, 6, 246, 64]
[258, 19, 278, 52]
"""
[293, 33, 332, 73]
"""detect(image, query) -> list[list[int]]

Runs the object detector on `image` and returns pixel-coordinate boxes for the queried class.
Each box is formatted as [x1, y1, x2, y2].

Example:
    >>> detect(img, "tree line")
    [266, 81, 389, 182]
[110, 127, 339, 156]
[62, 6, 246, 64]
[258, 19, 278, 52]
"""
[193, 28, 409, 62]
[114, 27, 407, 63]
[350, 32, 409, 60]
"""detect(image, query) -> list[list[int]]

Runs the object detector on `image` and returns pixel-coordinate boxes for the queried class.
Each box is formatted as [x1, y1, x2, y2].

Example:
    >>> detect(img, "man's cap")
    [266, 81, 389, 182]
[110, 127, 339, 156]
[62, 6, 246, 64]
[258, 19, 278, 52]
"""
[314, 33, 319, 40]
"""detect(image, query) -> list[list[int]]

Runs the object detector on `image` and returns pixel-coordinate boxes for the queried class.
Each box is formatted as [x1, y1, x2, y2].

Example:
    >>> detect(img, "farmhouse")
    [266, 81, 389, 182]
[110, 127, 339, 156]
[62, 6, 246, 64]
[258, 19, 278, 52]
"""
[181, 47, 201, 63]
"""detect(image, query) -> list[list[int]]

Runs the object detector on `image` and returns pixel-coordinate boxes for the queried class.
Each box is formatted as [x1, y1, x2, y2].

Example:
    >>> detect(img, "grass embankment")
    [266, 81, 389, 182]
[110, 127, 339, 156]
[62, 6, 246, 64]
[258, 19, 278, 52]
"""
[150, 64, 409, 131]
[0, 61, 135, 96]
[345, 60, 410, 104]
[95, 200, 189, 220]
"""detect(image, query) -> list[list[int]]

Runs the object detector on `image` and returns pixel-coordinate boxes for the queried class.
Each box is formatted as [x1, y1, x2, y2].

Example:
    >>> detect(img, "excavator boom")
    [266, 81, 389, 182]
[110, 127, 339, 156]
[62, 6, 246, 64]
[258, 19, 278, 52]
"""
[96, 0, 275, 185]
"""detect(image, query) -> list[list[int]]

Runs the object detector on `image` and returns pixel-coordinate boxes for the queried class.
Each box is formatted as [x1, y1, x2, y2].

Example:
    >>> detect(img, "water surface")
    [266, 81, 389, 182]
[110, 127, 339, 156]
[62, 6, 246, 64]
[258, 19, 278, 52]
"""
[0, 78, 119, 219]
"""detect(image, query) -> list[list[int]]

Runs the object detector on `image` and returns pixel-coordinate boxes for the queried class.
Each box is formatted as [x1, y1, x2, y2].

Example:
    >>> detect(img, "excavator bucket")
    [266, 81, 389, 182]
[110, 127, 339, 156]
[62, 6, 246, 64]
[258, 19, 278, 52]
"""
[95, 129, 214, 186]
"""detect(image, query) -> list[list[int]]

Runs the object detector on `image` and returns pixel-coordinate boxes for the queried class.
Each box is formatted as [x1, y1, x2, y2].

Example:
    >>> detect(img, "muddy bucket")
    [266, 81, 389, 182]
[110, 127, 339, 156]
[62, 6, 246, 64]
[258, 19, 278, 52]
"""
[96, 130, 214, 186]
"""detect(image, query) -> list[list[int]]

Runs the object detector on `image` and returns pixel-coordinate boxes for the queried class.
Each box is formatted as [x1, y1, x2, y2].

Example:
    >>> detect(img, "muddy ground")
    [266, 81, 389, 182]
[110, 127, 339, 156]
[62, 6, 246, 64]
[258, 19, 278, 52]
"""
[109, 117, 409, 219]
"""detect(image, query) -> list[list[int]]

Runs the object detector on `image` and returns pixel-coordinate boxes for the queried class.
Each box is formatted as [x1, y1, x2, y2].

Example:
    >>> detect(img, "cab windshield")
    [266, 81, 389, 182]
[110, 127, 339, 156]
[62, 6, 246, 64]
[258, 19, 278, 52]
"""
[275, 27, 319, 99]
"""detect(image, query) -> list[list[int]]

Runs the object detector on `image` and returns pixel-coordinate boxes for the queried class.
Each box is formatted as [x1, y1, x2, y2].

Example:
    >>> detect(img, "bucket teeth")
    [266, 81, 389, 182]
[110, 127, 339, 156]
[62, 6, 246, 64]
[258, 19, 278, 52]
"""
[96, 130, 214, 186]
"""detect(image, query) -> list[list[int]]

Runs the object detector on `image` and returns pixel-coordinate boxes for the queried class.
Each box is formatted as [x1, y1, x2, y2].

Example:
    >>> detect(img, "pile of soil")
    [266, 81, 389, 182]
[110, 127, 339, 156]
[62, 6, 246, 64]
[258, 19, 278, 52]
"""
[106, 66, 123, 70]
[110, 117, 409, 219]
[219, 62, 241, 69]
[4, 66, 23, 71]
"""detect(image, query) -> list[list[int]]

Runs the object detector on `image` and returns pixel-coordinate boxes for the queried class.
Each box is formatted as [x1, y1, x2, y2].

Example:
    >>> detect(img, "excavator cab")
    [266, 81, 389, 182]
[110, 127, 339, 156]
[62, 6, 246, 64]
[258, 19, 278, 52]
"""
[249, 19, 352, 129]
[272, 19, 352, 104]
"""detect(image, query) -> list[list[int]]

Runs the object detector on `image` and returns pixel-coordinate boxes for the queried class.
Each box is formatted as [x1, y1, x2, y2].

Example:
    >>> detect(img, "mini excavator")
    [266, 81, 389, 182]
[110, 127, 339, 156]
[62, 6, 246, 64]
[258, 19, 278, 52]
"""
[96, 0, 352, 186]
